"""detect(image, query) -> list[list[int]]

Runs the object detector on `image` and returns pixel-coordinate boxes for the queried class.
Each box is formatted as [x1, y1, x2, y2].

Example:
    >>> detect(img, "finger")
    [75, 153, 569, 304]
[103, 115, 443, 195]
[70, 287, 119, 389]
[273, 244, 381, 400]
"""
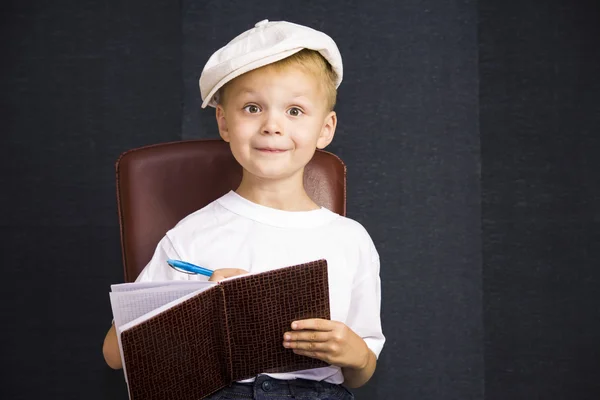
[283, 330, 330, 342]
[209, 268, 248, 282]
[292, 349, 328, 362]
[283, 340, 328, 351]
[291, 318, 334, 331]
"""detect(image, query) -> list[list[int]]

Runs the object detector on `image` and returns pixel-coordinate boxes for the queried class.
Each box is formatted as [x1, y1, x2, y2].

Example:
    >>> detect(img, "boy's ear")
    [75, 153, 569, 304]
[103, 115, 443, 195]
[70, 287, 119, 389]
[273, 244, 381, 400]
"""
[316, 111, 337, 149]
[216, 104, 230, 142]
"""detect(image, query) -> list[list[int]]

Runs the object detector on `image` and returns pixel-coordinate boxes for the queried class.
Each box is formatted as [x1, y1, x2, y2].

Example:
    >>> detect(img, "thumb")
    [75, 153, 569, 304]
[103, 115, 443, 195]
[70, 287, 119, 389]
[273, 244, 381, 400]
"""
[209, 268, 248, 282]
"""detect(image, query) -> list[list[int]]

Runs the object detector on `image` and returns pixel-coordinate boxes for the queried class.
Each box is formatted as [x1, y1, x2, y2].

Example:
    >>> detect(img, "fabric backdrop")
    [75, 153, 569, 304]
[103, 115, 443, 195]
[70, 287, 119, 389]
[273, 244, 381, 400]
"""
[1, 1, 598, 399]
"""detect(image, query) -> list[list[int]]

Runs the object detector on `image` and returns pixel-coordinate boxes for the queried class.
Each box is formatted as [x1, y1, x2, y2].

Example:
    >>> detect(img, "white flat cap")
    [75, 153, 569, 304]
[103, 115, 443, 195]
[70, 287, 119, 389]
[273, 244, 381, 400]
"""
[199, 19, 343, 108]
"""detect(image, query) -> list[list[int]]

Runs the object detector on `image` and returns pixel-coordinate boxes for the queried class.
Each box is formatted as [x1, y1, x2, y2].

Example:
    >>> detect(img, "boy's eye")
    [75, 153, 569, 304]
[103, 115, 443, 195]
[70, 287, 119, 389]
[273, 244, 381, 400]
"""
[243, 105, 261, 113]
[287, 107, 303, 117]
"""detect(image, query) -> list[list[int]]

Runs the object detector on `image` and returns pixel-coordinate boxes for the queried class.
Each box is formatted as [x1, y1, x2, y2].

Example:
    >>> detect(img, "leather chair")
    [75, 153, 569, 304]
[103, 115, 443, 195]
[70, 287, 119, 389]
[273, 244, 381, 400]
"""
[115, 139, 347, 282]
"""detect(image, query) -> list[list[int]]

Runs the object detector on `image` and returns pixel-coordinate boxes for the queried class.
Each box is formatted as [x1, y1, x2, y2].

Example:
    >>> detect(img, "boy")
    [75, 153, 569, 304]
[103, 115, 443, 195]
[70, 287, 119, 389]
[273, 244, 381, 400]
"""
[103, 20, 384, 399]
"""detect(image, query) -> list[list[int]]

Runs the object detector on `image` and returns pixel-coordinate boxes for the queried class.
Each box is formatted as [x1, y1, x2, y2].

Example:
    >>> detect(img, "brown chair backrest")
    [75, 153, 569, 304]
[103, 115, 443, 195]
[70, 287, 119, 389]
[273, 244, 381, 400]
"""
[115, 139, 347, 282]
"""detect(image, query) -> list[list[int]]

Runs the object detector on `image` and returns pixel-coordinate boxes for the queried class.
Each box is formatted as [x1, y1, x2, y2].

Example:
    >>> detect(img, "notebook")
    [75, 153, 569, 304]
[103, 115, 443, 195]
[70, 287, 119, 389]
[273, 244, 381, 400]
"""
[110, 259, 330, 400]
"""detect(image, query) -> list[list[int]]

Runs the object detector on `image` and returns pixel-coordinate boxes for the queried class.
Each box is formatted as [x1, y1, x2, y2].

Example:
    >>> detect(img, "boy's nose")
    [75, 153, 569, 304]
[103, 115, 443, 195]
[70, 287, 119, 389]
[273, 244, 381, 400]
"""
[261, 113, 283, 135]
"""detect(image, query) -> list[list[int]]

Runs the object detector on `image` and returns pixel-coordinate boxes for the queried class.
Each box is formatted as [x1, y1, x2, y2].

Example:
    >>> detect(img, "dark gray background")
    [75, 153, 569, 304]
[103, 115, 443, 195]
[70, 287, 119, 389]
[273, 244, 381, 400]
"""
[1, 0, 598, 399]
[480, 1, 600, 398]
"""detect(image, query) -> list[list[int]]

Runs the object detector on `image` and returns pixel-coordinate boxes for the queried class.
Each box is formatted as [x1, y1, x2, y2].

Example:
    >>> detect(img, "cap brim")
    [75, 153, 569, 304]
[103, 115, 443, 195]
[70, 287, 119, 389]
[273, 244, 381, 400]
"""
[200, 48, 304, 108]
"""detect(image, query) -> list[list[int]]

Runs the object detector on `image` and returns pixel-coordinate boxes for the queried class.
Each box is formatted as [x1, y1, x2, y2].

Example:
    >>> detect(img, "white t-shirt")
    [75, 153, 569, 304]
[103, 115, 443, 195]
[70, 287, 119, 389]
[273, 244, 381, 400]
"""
[136, 190, 385, 384]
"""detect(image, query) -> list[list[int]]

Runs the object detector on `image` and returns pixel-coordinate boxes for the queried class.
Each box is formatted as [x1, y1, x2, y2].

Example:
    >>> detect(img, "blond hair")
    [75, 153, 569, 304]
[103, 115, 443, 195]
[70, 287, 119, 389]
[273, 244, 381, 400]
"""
[218, 49, 338, 111]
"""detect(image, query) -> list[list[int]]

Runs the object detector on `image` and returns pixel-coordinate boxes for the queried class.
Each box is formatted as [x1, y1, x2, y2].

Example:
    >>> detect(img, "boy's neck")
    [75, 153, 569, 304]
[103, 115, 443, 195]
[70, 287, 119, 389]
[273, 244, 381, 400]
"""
[235, 173, 320, 212]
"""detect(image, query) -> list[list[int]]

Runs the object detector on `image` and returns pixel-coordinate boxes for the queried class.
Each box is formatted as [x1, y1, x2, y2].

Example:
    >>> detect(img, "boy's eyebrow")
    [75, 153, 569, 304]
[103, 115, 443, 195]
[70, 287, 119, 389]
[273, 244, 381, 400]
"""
[290, 92, 311, 98]
[232, 87, 315, 103]
[236, 89, 309, 97]
[236, 88, 257, 96]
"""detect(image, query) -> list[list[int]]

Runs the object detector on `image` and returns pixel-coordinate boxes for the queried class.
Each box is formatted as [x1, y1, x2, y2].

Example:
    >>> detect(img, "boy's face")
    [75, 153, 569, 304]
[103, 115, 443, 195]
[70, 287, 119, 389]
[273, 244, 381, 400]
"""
[215, 65, 336, 183]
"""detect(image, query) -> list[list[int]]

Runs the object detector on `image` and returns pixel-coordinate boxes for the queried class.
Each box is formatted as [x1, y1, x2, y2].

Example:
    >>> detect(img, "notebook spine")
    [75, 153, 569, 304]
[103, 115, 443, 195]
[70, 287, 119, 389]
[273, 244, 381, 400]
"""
[219, 285, 234, 383]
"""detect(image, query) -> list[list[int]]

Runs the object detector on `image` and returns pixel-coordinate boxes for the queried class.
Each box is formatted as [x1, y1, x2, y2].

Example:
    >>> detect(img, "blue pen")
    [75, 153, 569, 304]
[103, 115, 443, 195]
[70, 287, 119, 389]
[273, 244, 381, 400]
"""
[166, 259, 213, 277]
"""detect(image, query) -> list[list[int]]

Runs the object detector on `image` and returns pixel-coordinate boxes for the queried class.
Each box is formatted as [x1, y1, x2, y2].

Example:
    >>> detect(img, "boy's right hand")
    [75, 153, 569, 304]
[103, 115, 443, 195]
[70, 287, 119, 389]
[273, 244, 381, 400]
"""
[209, 268, 248, 282]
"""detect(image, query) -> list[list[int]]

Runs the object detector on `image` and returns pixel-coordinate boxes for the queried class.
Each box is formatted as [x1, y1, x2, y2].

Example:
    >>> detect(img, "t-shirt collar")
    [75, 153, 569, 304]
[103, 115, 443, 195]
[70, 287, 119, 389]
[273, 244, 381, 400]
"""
[217, 190, 338, 228]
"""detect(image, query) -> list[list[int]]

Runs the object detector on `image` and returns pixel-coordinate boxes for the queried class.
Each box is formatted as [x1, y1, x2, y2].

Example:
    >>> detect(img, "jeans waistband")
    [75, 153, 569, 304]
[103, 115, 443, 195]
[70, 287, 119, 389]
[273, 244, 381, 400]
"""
[205, 375, 354, 399]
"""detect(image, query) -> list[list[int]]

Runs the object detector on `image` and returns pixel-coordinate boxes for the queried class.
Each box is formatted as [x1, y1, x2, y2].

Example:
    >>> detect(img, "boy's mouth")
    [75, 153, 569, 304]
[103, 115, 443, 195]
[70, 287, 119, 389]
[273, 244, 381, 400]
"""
[255, 147, 288, 153]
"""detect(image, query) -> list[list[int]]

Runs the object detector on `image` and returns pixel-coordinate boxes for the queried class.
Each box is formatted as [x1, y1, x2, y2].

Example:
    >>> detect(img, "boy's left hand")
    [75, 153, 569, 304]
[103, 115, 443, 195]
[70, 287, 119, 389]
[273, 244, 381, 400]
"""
[283, 319, 369, 370]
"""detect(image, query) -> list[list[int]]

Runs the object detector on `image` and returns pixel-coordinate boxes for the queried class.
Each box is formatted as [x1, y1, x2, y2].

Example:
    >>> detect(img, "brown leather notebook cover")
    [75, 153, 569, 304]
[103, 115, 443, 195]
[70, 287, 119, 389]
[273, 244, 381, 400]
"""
[120, 259, 330, 400]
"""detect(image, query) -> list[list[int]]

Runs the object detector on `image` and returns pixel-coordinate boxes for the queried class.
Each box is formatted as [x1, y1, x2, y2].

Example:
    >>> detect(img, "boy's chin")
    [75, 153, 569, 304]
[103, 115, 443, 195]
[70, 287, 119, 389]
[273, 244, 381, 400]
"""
[242, 166, 304, 182]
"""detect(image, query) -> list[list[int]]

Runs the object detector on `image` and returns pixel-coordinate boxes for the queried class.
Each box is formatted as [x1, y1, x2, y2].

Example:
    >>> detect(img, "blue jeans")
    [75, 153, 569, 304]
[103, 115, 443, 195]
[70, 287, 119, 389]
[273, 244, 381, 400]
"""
[204, 375, 355, 400]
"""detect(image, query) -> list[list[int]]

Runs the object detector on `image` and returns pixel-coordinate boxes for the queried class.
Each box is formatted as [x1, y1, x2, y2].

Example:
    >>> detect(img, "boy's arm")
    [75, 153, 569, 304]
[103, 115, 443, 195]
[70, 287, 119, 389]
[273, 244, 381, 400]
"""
[341, 348, 378, 388]
[283, 319, 377, 388]
[102, 234, 185, 369]
[284, 240, 384, 388]
[101, 268, 246, 370]
[102, 323, 123, 370]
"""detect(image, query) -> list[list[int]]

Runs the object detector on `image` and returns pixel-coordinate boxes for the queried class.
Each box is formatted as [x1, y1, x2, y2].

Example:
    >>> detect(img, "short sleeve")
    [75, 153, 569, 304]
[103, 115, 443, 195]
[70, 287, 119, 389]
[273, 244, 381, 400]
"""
[345, 242, 385, 358]
[135, 234, 194, 282]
